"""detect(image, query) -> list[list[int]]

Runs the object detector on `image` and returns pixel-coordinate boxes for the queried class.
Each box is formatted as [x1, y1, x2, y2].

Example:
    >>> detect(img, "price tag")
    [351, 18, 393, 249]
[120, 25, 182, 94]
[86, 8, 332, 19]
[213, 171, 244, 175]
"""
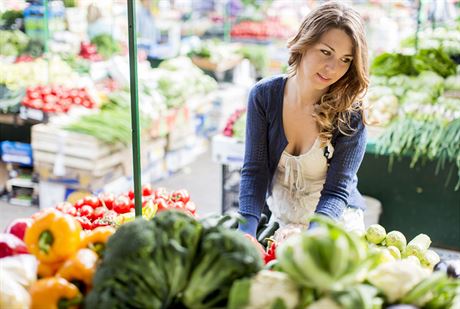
[26, 108, 44, 121]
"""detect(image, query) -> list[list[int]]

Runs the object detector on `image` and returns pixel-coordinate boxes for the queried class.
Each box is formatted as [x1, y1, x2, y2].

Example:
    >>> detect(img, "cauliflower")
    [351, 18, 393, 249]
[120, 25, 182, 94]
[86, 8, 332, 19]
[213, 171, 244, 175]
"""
[367, 257, 431, 303]
[365, 224, 386, 244]
[228, 270, 300, 309]
[272, 224, 304, 244]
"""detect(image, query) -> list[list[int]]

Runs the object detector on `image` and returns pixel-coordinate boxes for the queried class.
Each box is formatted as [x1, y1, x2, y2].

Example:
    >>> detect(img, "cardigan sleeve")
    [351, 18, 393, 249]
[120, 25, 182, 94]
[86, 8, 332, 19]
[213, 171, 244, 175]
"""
[238, 84, 270, 235]
[315, 112, 367, 220]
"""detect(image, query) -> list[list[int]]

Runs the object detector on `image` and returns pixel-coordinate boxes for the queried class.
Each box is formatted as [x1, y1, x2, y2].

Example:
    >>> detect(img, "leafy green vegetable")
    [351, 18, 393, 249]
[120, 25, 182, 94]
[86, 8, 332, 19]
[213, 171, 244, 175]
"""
[277, 215, 380, 293]
[0, 30, 29, 57]
[413, 49, 457, 78]
[371, 53, 416, 77]
[90, 34, 120, 59]
[182, 225, 263, 308]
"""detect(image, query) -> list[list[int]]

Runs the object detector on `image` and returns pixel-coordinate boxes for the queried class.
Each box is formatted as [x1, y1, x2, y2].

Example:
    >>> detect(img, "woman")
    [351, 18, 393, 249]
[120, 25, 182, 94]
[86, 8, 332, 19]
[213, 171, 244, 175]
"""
[238, 1, 369, 237]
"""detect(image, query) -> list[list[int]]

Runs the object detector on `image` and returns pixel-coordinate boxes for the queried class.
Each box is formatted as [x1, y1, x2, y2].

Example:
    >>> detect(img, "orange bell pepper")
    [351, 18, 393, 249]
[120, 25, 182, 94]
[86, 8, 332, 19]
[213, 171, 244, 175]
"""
[80, 226, 115, 257]
[56, 248, 98, 294]
[30, 277, 82, 309]
[37, 260, 64, 278]
[25, 208, 81, 263]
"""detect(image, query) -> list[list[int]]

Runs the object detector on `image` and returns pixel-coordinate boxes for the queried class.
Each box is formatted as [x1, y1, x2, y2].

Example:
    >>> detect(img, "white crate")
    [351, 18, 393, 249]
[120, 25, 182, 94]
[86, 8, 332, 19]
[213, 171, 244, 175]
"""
[211, 134, 245, 167]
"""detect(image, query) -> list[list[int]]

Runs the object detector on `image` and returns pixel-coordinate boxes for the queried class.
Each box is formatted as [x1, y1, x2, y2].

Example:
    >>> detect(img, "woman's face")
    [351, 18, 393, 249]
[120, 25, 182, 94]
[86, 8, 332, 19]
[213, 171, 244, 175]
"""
[298, 28, 354, 90]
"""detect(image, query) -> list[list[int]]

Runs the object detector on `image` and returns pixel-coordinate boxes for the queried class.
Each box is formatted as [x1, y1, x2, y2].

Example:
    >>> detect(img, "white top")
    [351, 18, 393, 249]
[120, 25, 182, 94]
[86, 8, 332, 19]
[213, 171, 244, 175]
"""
[266, 137, 334, 227]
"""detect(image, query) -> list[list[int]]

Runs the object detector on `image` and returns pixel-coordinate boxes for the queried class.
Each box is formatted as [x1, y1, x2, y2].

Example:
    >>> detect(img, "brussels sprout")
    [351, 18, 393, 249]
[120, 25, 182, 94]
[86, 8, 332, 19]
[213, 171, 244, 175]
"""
[387, 246, 401, 259]
[385, 231, 407, 252]
[420, 249, 440, 269]
[365, 224, 386, 245]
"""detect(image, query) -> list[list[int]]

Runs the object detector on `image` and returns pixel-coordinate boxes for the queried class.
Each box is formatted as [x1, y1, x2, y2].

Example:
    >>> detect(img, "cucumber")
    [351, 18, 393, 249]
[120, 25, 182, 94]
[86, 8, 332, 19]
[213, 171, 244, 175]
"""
[257, 222, 280, 247]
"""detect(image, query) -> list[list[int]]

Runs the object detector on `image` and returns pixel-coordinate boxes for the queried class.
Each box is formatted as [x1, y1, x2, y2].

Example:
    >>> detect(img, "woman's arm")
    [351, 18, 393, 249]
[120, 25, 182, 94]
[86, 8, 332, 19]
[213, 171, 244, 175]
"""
[316, 112, 367, 220]
[238, 84, 270, 236]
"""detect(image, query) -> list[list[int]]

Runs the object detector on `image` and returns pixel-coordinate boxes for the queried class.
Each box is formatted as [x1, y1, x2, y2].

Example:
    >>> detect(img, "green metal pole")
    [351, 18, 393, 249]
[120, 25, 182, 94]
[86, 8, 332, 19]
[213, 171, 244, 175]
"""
[126, 0, 143, 217]
[44, 0, 49, 54]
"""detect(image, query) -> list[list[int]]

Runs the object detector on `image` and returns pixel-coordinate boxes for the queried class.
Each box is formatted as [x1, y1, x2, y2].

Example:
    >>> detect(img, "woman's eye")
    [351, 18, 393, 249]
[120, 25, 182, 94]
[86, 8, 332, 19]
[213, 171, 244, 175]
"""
[321, 49, 331, 56]
[342, 58, 352, 63]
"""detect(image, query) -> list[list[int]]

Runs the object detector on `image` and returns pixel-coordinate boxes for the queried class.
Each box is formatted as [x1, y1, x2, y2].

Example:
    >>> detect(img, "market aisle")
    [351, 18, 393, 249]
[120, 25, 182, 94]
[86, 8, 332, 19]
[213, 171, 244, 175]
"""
[0, 149, 222, 230]
[152, 149, 222, 217]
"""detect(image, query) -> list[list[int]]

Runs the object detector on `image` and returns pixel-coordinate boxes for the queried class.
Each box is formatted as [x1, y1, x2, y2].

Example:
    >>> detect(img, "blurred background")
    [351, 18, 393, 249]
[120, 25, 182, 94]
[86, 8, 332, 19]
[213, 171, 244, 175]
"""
[0, 0, 459, 250]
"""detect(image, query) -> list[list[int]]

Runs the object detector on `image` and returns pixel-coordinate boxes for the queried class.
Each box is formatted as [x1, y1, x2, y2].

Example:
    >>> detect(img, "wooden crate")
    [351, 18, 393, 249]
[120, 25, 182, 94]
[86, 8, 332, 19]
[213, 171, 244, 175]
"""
[32, 123, 126, 176]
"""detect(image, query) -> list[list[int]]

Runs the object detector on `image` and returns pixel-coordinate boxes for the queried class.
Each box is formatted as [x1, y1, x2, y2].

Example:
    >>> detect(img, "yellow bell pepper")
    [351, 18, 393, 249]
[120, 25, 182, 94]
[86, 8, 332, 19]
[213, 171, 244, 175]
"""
[80, 226, 115, 257]
[37, 260, 64, 278]
[30, 277, 82, 309]
[56, 248, 98, 294]
[25, 208, 81, 263]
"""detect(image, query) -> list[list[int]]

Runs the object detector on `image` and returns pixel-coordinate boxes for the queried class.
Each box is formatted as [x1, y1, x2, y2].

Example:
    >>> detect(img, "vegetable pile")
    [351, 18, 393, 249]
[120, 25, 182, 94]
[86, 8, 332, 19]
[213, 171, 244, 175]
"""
[231, 19, 292, 41]
[229, 216, 460, 309]
[0, 30, 29, 57]
[223, 108, 246, 140]
[85, 210, 263, 308]
[369, 45, 460, 189]
[53, 185, 196, 230]
[21, 85, 96, 113]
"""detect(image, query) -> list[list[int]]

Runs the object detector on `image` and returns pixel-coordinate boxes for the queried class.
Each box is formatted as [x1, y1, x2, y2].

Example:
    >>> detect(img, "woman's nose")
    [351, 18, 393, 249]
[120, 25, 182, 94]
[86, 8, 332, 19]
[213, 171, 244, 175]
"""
[325, 59, 337, 74]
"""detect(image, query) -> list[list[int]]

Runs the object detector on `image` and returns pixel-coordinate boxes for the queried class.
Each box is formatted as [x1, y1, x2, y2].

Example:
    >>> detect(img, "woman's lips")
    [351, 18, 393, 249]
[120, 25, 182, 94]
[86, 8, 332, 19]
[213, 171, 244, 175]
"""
[317, 73, 331, 82]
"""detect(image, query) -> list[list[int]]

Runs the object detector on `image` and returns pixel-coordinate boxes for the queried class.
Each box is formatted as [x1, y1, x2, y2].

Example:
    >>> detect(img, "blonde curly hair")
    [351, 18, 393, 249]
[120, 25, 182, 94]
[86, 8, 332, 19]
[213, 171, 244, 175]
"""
[287, 1, 369, 142]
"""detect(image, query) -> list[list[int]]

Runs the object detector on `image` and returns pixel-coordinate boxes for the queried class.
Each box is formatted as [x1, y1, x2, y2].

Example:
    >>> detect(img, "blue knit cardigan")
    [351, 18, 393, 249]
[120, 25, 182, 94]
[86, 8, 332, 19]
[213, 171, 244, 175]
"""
[238, 75, 367, 236]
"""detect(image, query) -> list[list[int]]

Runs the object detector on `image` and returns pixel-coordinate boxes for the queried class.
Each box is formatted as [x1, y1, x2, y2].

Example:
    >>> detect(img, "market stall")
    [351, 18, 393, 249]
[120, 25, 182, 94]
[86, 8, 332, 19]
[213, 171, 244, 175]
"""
[1, 0, 459, 308]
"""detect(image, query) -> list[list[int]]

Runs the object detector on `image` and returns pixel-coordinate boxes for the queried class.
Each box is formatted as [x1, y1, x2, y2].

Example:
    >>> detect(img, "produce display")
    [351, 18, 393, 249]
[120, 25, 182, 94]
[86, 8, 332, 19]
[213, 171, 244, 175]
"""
[21, 85, 96, 113]
[2, 204, 459, 309]
[231, 19, 292, 41]
[0, 57, 79, 90]
[223, 108, 246, 140]
[369, 46, 460, 189]
[0, 30, 29, 57]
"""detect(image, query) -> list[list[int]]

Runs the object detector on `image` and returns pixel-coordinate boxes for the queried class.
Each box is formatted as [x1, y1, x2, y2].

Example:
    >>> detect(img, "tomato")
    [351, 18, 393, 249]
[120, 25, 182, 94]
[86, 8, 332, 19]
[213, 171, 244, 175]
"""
[142, 184, 154, 197]
[74, 199, 85, 209]
[154, 198, 169, 213]
[171, 201, 185, 210]
[93, 207, 106, 220]
[92, 218, 109, 228]
[98, 193, 115, 210]
[80, 205, 94, 220]
[75, 216, 92, 230]
[113, 196, 131, 214]
[154, 188, 169, 201]
[83, 196, 100, 209]
[185, 201, 196, 215]
[128, 189, 135, 200]
[170, 189, 190, 204]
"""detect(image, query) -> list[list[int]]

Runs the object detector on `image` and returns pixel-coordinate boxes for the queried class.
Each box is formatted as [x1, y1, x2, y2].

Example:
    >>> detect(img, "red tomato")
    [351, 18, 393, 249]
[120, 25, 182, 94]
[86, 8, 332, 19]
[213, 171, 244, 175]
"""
[185, 201, 196, 214]
[142, 184, 154, 197]
[113, 196, 131, 214]
[98, 193, 115, 210]
[170, 189, 190, 204]
[154, 198, 169, 212]
[80, 205, 94, 220]
[92, 218, 109, 228]
[128, 189, 135, 200]
[154, 188, 169, 201]
[83, 196, 100, 209]
[74, 199, 85, 209]
[93, 207, 106, 220]
[75, 216, 92, 230]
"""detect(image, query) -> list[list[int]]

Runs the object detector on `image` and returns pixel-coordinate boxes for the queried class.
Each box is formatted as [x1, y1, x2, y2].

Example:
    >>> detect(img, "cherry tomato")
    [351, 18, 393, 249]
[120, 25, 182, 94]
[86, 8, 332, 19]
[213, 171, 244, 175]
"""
[80, 205, 94, 220]
[113, 196, 131, 214]
[83, 196, 100, 209]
